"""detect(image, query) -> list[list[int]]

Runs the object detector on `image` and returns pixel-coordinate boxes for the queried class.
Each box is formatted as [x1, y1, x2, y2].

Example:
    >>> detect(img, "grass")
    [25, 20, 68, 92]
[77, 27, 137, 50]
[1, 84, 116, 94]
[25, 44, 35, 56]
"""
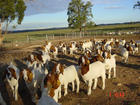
[3, 23, 140, 43]
[88, 23, 140, 31]
[4, 28, 77, 43]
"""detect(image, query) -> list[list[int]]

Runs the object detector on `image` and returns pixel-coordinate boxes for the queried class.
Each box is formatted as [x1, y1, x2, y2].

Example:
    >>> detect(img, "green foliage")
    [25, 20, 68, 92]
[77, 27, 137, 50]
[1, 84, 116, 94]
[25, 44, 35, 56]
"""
[134, 1, 140, 9]
[67, 0, 93, 31]
[0, 0, 26, 27]
[85, 21, 95, 28]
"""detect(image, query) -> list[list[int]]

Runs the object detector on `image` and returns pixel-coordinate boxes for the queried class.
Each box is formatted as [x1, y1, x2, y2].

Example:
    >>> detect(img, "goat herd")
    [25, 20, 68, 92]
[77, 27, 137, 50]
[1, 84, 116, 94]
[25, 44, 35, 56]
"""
[0, 38, 139, 105]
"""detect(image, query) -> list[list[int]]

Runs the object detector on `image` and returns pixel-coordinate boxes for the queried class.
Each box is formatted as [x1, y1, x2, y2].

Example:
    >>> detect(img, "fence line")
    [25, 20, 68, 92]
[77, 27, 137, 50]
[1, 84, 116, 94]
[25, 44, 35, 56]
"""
[2, 30, 140, 48]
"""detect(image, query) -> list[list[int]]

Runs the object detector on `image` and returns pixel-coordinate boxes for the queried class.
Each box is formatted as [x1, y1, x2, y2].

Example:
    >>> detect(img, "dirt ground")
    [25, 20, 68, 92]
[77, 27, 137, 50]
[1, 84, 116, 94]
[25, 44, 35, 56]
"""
[0, 35, 140, 105]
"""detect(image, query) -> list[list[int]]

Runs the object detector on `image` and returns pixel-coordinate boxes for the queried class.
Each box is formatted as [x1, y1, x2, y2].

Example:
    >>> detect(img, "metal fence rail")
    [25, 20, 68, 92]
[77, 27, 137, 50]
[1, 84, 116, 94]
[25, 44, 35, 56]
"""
[2, 30, 140, 48]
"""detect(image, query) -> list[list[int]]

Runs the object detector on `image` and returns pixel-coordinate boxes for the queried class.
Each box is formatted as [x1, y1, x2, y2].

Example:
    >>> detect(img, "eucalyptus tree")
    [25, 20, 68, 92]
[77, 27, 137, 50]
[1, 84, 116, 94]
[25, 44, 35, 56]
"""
[67, 0, 93, 32]
[0, 0, 26, 45]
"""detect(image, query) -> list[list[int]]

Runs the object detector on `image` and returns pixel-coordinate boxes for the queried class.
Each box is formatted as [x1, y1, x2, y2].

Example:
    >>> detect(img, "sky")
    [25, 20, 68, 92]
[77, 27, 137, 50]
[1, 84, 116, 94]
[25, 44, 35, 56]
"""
[8, 0, 140, 30]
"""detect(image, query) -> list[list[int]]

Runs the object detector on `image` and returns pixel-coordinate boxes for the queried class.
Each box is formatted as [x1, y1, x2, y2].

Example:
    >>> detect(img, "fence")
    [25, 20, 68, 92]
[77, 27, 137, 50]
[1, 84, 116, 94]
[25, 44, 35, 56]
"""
[2, 29, 140, 48]
[2, 32, 93, 48]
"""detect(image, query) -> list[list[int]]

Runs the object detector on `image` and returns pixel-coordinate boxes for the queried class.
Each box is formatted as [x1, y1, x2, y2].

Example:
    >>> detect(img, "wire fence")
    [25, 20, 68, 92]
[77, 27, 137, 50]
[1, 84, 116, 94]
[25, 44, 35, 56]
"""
[2, 29, 140, 48]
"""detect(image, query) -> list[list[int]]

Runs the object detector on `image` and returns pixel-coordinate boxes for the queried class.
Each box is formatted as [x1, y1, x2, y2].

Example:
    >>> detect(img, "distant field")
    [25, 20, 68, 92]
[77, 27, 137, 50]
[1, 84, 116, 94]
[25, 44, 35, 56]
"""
[3, 23, 140, 44]
[88, 23, 140, 31]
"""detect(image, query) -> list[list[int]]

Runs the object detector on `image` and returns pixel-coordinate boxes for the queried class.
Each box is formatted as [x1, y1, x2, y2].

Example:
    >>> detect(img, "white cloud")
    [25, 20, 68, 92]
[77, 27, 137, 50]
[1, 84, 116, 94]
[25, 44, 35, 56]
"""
[104, 6, 123, 9]
[25, 0, 71, 16]
[92, 0, 121, 4]
[24, 0, 123, 16]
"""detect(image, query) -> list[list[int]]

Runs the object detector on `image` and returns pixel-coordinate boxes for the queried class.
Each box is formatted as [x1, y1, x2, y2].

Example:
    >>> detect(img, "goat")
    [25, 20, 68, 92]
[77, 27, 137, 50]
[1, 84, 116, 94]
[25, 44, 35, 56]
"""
[80, 58, 106, 95]
[104, 54, 117, 79]
[52, 63, 80, 98]
[81, 41, 93, 52]
[4, 62, 20, 101]
[26, 54, 37, 68]
[62, 44, 67, 55]
[119, 45, 129, 63]
[45, 41, 52, 52]
[20, 63, 48, 102]
[50, 45, 58, 58]
[35, 52, 51, 67]
[37, 88, 60, 105]
[42, 72, 61, 102]
[68, 43, 77, 55]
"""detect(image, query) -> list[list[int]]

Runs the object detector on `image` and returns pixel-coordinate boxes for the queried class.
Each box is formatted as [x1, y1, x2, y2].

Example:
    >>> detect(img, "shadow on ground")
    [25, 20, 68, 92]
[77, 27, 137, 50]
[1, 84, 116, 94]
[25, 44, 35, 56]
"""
[116, 61, 140, 70]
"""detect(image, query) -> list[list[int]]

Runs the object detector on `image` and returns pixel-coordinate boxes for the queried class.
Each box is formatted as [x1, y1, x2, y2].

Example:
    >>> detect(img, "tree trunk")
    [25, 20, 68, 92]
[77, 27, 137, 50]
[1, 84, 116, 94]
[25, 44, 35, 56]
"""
[0, 22, 3, 46]
[4, 21, 9, 35]
[79, 27, 82, 37]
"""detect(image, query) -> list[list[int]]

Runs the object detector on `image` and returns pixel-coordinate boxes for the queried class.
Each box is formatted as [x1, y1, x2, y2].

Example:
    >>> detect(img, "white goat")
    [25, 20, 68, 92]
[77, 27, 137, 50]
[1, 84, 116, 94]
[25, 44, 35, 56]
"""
[130, 43, 138, 54]
[6, 62, 20, 101]
[50, 46, 58, 58]
[56, 64, 80, 98]
[105, 44, 112, 53]
[62, 45, 67, 54]
[80, 60, 106, 95]
[119, 45, 129, 63]
[120, 39, 126, 46]
[41, 72, 61, 103]
[104, 54, 116, 79]
[45, 42, 52, 52]
[26, 54, 37, 68]
[82, 41, 93, 52]
[35, 52, 51, 68]
[21, 63, 48, 102]
[42, 52, 51, 66]
[69, 43, 77, 55]
[37, 88, 60, 105]
[53, 47, 58, 58]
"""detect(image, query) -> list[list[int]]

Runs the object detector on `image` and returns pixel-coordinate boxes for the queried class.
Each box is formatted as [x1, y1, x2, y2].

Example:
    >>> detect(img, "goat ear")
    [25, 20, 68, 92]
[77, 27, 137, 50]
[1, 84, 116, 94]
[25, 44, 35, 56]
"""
[28, 71, 33, 82]
[87, 60, 90, 65]
[49, 88, 55, 97]
[60, 64, 64, 74]
[29, 73, 33, 82]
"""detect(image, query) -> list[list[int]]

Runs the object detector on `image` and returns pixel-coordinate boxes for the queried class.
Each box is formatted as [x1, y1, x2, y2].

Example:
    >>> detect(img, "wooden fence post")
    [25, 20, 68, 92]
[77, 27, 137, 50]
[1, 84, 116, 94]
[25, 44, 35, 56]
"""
[12, 40, 14, 48]
[53, 34, 54, 39]
[46, 34, 48, 40]
[27, 34, 29, 42]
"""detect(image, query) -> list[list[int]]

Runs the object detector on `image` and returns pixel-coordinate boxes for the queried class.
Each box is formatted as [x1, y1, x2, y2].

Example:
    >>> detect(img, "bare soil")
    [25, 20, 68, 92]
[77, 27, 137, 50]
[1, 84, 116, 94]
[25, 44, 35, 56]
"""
[0, 35, 140, 105]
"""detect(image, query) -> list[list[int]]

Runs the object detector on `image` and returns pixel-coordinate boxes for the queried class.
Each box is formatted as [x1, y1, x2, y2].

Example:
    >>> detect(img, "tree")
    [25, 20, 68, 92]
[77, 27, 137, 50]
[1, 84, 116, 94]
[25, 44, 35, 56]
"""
[0, 0, 26, 45]
[134, 1, 140, 9]
[85, 21, 95, 28]
[67, 0, 93, 32]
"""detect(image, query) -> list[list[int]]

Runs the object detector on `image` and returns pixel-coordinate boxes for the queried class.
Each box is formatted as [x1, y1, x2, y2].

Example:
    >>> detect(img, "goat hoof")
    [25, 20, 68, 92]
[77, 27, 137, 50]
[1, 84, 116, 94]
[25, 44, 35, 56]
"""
[87, 93, 91, 96]
[64, 93, 67, 96]
[58, 96, 61, 99]
[93, 87, 96, 90]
